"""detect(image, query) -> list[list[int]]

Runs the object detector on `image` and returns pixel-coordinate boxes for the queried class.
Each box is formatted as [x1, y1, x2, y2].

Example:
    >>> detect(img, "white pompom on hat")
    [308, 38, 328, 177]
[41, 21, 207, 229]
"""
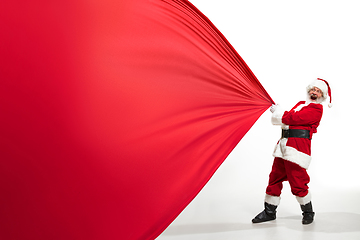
[306, 78, 333, 107]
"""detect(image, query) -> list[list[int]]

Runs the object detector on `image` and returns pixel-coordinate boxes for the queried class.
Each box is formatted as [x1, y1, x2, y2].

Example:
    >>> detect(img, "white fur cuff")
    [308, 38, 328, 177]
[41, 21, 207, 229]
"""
[296, 192, 312, 205]
[271, 106, 284, 125]
[265, 194, 281, 206]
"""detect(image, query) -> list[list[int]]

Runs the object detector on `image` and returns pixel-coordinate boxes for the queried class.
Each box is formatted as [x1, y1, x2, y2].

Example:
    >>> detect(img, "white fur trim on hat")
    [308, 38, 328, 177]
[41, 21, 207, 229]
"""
[307, 78, 333, 107]
[306, 79, 328, 102]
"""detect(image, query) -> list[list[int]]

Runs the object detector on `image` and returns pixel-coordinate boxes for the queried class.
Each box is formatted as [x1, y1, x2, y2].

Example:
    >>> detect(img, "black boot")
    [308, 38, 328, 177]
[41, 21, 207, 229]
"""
[300, 202, 315, 225]
[252, 202, 277, 223]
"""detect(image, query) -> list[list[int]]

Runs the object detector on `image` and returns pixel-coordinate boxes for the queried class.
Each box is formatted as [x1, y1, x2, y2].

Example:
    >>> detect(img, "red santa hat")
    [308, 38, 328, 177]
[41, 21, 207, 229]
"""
[306, 78, 333, 107]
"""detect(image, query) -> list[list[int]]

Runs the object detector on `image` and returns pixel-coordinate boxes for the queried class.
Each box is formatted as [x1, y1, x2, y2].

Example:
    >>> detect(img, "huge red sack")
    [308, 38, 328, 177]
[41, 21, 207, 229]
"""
[0, 0, 273, 239]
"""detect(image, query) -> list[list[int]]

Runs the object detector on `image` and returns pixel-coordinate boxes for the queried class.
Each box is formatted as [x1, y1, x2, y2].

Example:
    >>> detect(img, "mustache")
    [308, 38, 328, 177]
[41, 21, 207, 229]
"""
[310, 93, 318, 100]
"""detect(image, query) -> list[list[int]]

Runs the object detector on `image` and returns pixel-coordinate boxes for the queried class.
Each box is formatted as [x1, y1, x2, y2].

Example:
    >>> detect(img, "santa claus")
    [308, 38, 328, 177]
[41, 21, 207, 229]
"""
[252, 78, 332, 225]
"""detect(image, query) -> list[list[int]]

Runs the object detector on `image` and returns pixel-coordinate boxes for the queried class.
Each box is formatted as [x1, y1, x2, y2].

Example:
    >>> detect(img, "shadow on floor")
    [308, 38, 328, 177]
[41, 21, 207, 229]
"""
[281, 212, 360, 233]
[162, 212, 360, 236]
[162, 222, 254, 235]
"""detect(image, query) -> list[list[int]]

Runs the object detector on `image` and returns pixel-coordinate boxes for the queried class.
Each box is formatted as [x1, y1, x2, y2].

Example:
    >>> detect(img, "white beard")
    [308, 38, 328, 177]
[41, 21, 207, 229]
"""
[306, 92, 324, 104]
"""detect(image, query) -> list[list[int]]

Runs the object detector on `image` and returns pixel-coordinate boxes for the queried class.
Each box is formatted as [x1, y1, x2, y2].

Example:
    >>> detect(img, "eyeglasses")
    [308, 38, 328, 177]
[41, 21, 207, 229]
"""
[309, 87, 322, 94]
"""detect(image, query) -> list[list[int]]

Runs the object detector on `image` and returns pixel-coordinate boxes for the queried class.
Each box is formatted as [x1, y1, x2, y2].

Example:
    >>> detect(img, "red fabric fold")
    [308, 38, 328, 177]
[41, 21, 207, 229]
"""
[0, 0, 274, 239]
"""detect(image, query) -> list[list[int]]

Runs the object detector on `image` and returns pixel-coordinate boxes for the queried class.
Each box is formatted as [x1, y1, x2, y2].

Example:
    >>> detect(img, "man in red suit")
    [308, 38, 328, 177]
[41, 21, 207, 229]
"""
[252, 78, 332, 225]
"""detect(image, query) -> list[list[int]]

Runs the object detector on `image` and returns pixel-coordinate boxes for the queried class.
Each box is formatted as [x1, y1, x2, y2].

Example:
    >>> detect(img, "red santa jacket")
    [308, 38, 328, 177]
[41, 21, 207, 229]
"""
[271, 101, 323, 169]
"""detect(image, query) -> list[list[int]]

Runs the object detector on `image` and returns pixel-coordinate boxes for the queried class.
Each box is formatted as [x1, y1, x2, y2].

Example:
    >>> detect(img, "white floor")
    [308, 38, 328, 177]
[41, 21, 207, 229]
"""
[157, 186, 360, 240]
[156, 115, 360, 240]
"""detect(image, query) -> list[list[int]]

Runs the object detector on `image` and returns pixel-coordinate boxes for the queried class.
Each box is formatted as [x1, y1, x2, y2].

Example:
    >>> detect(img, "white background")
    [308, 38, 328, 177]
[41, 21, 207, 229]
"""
[158, 1, 360, 239]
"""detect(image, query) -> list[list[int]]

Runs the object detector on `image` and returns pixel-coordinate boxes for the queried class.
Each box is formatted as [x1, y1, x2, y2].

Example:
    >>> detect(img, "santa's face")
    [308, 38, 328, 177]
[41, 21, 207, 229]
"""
[308, 87, 323, 102]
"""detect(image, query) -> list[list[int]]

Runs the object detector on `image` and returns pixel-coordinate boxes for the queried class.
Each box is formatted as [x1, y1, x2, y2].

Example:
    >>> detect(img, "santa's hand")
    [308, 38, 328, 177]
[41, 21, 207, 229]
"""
[270, 104, 278, 113]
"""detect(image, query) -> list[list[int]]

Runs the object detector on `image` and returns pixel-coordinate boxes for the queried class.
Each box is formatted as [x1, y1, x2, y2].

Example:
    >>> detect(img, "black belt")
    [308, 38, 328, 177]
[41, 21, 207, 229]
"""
[281, 129, 310, 139]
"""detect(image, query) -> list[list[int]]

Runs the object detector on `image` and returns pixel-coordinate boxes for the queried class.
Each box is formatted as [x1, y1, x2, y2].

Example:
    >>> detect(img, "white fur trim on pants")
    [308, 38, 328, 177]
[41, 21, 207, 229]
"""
[265, 194, 281, 206]
[296, 192, 312, 205]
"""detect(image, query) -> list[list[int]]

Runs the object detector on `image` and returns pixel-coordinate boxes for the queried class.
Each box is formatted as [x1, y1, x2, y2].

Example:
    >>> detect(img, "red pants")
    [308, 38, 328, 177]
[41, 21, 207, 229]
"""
[266, 157, 310, 198]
